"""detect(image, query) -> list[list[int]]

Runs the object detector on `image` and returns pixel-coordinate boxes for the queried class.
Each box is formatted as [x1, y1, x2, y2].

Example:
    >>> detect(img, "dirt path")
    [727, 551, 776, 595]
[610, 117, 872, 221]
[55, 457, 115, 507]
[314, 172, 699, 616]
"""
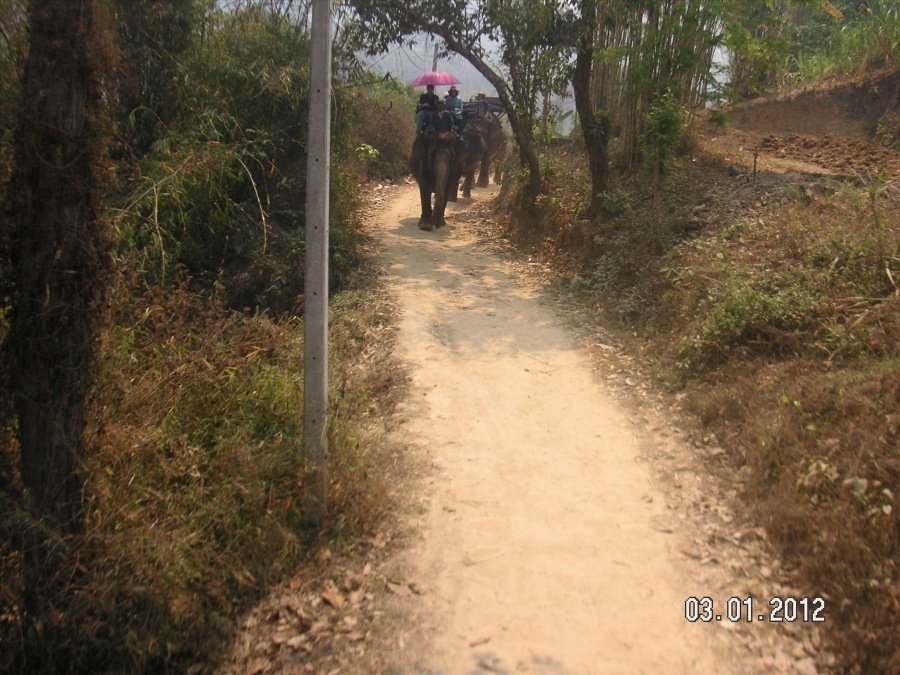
[369, 185, 824, 674]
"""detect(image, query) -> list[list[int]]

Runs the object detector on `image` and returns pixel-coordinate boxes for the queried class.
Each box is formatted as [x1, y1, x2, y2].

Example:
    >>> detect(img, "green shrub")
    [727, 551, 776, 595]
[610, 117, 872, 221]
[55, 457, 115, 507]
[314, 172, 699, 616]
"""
[785, 0, 899, 82]
[661, 188, 900, 375]
[110, 6, 366, 312]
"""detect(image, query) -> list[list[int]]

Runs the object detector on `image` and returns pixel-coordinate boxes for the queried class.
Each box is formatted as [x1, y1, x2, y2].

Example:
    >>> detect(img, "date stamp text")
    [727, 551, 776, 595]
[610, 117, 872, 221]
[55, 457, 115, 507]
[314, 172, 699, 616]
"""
[685, 596, 826, 623]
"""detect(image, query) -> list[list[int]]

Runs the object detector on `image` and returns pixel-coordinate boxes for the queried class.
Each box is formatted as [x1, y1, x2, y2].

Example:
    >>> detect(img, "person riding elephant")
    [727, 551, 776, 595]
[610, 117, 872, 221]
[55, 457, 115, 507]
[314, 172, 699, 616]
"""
[444, 86, 464, 132]
[429, 99, 455, 134]
[474, 91, 490, 118]
[415, 83, 439, 134]
[409, 129, 458, 230]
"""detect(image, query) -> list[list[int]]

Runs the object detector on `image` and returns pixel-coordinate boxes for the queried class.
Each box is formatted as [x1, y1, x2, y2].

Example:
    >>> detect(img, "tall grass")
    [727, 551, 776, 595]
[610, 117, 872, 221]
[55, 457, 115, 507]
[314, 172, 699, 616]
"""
[0, 264, 402, 672]
[666, 190, 899, 374]
[645, 183, 900, 670]
[785, 0, 899, 83]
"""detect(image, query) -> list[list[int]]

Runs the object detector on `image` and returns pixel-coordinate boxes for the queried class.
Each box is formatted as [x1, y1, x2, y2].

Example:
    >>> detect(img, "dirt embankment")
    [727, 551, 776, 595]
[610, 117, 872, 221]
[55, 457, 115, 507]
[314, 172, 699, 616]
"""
[712, 67, 900, 178]
[725, 68, 898, 141]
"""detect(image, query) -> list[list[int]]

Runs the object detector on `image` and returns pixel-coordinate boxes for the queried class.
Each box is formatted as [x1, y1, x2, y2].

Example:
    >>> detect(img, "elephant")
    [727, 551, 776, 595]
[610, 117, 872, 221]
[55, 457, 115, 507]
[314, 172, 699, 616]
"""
[475, 114, 507, 188]
[449, 123, 485, 202]
[409, 131, 458, 230]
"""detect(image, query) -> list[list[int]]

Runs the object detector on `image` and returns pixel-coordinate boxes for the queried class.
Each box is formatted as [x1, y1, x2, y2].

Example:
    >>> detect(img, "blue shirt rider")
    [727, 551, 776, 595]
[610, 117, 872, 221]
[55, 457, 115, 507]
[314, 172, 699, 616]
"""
[475, 91, 491, 118]
[444, 86, 464, 132]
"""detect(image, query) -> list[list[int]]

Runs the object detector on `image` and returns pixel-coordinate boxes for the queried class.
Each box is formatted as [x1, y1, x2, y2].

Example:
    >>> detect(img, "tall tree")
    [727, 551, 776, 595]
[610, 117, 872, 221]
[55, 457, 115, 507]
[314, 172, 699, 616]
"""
[3, 0, 113, 530]
[486, 0, 571, 144]
[571, 0, 611, 218]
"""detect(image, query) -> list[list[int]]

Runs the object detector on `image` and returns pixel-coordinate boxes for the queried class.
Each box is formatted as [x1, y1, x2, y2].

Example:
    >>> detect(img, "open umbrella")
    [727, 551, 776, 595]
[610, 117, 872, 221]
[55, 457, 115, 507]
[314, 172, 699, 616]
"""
[410, 71, 461, 87]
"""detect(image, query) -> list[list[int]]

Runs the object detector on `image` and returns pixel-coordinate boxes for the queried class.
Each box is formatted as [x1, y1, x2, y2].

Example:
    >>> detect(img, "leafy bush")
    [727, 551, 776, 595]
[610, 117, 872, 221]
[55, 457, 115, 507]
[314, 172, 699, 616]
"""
[641, 90, 686, 175]
[110, 6, 366, 311]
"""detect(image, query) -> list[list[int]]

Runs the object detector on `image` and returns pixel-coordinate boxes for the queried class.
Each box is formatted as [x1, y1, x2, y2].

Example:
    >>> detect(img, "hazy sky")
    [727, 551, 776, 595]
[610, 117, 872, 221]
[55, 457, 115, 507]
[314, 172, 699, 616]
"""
[363, 36, 498, 101]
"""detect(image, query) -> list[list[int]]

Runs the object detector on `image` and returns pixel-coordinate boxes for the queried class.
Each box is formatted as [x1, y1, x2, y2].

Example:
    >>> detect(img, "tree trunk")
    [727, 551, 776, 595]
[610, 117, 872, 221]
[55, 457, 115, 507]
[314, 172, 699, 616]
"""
[573, 0, 610, 219]
[4, 0, 112, 531]
[439, 32, 542, 198]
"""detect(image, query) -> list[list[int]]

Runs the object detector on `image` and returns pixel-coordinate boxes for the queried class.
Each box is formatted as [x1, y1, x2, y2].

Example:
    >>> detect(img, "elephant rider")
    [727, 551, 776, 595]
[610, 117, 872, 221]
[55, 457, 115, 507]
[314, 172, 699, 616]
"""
[416, 83, 440, 134]
[444, 86, 464, 132]
[474, 92, 490, 118]
[429, 99, 456, 134]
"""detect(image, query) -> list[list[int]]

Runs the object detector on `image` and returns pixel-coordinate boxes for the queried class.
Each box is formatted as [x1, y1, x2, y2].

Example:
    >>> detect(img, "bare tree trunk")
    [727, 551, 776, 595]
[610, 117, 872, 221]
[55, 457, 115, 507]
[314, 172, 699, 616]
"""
[573, 0, 610, 218]
[652, 153, 661, 226]
[438, 32, 542, 198]
[540, 83, 551, 143]
[4, 0, 112, 531]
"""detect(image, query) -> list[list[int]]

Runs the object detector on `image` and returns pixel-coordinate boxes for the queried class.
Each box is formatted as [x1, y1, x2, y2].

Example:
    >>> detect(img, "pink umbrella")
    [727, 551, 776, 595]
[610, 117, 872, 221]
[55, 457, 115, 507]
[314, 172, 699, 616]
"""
[409, 71, 461, 87]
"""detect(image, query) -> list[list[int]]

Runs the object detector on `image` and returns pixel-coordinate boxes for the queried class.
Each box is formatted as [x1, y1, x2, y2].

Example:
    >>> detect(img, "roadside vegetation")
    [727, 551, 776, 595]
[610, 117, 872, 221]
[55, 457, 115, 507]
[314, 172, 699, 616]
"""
[492, 68, 898, 675]
[781, 1, 899, 85]
[497, 146, 898, 669]
[0, 1, 413, 672]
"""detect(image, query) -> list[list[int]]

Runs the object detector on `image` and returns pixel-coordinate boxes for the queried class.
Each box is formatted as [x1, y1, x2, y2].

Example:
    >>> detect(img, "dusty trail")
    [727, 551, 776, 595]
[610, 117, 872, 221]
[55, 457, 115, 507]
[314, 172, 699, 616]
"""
[370, 185, 815, 674]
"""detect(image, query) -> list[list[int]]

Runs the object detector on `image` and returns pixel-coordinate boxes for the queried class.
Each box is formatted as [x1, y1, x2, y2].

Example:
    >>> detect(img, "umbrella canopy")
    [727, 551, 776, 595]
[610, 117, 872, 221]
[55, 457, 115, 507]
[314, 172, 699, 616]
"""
[410, 71, 461, 87]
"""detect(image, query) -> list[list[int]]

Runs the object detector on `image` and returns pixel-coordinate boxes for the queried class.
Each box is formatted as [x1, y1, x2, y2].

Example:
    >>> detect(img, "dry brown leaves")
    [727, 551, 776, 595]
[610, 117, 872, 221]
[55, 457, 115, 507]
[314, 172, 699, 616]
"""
[217, 533, 405, 675]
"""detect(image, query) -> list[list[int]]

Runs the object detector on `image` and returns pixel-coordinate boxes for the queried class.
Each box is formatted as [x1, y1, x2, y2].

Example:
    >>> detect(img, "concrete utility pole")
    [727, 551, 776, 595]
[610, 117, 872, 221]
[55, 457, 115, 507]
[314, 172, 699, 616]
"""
[303, 0, 331, 526]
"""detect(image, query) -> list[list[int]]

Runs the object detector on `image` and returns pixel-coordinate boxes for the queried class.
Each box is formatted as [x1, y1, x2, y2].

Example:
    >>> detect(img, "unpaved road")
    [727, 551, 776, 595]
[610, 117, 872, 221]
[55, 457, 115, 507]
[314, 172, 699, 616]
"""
[370, 184, 824, 674]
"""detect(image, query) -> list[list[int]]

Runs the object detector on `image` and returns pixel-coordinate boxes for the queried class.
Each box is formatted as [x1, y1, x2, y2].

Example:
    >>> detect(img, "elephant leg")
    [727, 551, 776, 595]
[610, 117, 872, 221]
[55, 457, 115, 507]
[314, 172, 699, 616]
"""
[462, 171, 474, 198]
[437, 162, 454, 227]
[493, 141, 507, 185]
[476, 153, 490, 187]
[433, 174, 450, 228]
[448, 170, 460, 202]
[417, 179, 433, 228]
[449, 141, 467, 203]
[433, 182, 447, 228]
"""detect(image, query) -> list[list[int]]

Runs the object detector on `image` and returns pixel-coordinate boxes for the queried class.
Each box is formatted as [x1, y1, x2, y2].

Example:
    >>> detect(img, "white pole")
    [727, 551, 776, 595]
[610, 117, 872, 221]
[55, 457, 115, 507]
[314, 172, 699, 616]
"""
[303, 0, 331, 525]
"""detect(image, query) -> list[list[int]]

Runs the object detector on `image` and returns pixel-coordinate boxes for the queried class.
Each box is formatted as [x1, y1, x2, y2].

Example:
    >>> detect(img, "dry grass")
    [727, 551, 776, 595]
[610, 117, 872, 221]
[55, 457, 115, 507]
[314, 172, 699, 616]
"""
[0, 253, 405, 673]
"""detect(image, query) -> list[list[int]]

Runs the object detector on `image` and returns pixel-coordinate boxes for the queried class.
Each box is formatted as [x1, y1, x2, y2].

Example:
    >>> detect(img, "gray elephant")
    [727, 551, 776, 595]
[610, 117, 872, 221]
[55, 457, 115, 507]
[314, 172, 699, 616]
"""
[450, 124, 486, 202]
[409, 131, 459, 230]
